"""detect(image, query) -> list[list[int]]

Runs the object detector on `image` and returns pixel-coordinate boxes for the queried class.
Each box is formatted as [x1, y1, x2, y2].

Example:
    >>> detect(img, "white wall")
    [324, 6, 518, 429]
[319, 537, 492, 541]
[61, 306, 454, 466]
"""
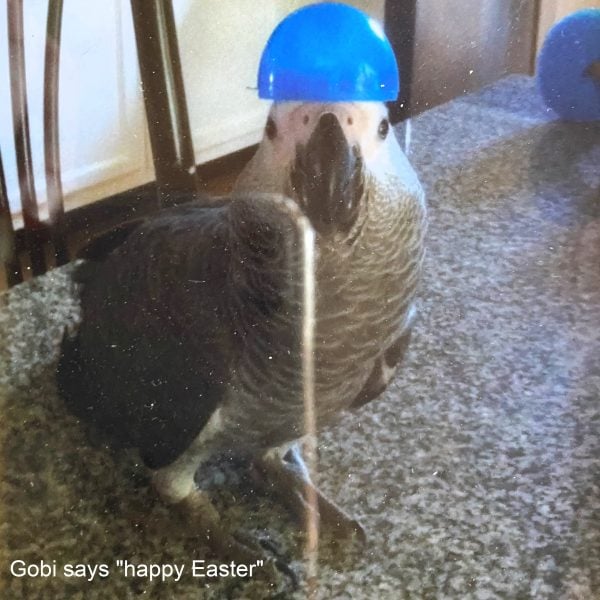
[1, 0, 383, 220]
[1, 0, 149, 218]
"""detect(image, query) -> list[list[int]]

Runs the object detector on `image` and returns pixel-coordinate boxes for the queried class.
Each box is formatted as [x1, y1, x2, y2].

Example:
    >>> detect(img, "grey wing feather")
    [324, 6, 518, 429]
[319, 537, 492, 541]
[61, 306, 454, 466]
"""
[58, 202, 236, 468]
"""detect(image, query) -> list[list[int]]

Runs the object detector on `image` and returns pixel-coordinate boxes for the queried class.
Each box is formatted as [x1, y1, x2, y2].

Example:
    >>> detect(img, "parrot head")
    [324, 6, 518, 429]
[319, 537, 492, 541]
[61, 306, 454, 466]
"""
[245, 102, 406, 239]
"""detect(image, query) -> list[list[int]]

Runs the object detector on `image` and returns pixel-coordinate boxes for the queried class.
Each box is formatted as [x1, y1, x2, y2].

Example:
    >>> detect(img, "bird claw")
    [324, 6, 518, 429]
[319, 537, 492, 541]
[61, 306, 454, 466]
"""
[177, 489, 298, 588]
[223, 531, 298, 588]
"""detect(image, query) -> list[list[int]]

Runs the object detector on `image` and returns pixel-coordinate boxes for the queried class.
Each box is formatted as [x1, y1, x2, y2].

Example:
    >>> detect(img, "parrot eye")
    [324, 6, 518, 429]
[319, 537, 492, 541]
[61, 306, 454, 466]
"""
[378, 118, 390, 140]
[265, 117, 277, 140]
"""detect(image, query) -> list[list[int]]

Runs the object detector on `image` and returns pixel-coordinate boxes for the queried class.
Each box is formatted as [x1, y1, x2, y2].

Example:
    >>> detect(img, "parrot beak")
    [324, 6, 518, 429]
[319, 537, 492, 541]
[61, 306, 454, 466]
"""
[290, 112, 364, 236]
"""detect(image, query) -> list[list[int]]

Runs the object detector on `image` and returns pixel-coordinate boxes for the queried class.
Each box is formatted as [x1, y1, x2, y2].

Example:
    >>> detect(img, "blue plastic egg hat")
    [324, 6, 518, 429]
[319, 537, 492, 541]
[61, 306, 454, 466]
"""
[537, 8, 600, 121]
[258, 2, 399, 102]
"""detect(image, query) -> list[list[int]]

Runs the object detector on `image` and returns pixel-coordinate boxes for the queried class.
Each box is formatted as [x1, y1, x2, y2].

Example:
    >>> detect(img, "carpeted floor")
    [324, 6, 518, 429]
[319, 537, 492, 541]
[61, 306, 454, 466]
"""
[1, 76, 599, 599]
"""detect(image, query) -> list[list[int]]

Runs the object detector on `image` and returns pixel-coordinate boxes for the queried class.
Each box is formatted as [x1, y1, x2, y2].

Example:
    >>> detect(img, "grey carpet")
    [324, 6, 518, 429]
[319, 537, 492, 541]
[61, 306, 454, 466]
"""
[1, 76, 599, 599]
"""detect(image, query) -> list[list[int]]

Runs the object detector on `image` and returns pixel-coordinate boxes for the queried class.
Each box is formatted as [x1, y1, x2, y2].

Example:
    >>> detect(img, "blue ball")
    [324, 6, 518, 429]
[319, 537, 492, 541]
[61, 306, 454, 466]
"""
[537, 8, 600, 121]
[258, 2, 399, 102]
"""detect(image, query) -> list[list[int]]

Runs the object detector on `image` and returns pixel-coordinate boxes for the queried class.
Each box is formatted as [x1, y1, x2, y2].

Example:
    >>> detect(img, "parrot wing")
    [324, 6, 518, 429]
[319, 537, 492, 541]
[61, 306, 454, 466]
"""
[58, 200, 238, 468]
[58, 196, 304, 469]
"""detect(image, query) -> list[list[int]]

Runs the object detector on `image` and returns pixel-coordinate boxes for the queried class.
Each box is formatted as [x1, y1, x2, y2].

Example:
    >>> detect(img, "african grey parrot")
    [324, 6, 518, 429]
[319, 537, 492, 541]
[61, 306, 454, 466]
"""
[57, 101, 426, 563]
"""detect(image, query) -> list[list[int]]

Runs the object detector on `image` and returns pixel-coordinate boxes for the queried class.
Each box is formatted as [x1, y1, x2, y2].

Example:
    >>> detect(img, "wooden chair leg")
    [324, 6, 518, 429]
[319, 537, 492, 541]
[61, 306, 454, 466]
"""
[130, 0, 199, 206]
[7, 0, 46, 276]
[0, 150, 22, 287]
[44, 0, 69, 266]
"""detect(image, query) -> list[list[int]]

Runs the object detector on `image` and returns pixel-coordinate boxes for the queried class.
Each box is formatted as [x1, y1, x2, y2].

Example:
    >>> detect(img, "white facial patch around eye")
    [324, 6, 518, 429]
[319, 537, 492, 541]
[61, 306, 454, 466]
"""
[267, 102, 399, 179]
[343, 103, 396, 173]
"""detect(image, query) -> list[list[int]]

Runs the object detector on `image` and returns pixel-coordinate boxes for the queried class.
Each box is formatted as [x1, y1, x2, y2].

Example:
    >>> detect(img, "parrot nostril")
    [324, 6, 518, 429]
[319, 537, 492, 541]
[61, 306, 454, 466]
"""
[347, 117, 353, 125]
[265, 117, 277, 140]
[303, 115, 309, 125]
